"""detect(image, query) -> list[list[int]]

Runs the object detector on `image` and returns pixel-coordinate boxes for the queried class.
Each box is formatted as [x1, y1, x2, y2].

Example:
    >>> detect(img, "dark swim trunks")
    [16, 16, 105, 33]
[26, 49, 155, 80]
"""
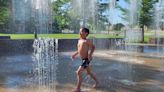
[81, 58, 90, 69]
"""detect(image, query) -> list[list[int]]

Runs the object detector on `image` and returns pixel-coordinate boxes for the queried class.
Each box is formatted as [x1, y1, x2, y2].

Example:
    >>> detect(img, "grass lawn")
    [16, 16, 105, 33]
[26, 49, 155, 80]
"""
[0, 33, 123, 39]
[0, 32, 163, 43]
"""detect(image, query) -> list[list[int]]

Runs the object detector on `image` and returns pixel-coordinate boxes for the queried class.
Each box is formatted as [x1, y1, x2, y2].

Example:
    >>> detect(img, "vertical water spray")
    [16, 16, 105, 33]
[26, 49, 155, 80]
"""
[155, 0, 164, 71]
[31, 0, 57, 92]
[125, 0, 142, 43]
[11, 0, 57, 92]
[11, 0, 30, 33]
[155, 0, 164, 44]
[126, 0, 141, 81]
[109, 0, 116, 23]
[71, 0, 97, 28]
[31, 0, 52, 34]
[11, 0, 52, 34]
[116, 0, 142, 86]
[32, 38, 57, 92]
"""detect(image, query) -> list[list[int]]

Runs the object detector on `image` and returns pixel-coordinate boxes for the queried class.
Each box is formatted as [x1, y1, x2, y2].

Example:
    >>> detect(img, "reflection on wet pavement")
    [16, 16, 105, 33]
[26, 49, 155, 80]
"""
[0, 51, 163, 92]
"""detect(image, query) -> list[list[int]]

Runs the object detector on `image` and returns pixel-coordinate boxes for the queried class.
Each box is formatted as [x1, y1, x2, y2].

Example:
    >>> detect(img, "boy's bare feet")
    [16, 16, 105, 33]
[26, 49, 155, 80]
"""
[93, 81, 99, 88]
[72, 88, 81, 92]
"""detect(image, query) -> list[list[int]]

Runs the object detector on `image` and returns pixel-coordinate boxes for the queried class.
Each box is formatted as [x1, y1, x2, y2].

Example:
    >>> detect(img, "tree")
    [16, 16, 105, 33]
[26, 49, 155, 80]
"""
[96, 0, 111, 31]
[118, 0, 158, 42]
[139, 0, 158, 42]
[0, 7, 9, 25]
[117, 0, 141, 27]
[52, 0, 71, 33]
[0, 0, 9, 6]
[113, 23, 125, 31]
[116, 0, 130, 23]
[0, 0, 10, 33]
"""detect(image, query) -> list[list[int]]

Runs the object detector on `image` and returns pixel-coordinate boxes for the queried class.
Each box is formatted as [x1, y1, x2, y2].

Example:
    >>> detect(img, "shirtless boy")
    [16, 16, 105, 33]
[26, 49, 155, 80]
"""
[71, 27, 99, 92]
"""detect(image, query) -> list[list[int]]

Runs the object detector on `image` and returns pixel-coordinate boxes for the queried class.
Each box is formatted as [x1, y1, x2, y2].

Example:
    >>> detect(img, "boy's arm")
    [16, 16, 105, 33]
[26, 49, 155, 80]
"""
[71, 44, 79, 60]
[71, 43, 79, 60]
[89, 44, 95, 56]
[71, 51, 78, 60]
[88, 40, 95, 61]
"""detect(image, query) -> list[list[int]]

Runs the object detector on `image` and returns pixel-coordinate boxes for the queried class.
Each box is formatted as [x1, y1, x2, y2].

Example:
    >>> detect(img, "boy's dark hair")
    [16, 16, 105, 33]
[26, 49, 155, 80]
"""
[81, 27, 89, 34]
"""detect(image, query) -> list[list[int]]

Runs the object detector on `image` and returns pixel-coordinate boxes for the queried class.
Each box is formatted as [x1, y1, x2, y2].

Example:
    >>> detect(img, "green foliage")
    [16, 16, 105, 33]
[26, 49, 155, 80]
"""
[94, 1, 111, 32]
[97, 2, 110, 25]
[118, 0, 158, 28]
[139, 0, 158, 42]
[52, 0, 71, 32]
[139, 0, 158, 27]
[0, 0, 9, 7]
[0, 0, 10, 33]
[113, 23, 125, 31]
[52, 0, 113, 33]
[117, 5, 129, 22]
[0, 0, 10, 24]
[116, 0, 130, 22]
[117, 0, 141, 26]
[0, 7, 9, 25]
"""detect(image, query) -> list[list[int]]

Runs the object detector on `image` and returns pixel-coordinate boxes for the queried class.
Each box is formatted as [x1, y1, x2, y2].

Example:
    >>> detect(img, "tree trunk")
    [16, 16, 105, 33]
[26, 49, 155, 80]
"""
[141, 26, 144, 43]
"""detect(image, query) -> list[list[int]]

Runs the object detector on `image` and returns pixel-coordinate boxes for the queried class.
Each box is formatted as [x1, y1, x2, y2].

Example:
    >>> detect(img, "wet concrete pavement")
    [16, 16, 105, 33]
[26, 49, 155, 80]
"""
[0, 51, 163, 92]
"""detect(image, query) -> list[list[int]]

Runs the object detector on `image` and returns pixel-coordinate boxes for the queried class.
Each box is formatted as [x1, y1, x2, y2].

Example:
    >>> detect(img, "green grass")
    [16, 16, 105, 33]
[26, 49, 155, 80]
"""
[0, 33, 163, 43]
[0, 33, 123, 39]
[144, 35, 151, 43]
[0, 34, 33, 39]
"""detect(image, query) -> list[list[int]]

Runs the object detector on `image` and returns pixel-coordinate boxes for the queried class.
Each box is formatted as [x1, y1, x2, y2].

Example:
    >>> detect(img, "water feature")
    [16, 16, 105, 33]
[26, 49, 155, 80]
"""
[0, 0, 164, 92]
[155, 0, 164, 72]
[32, 38, 57, 92]
[71, 0, 97, 28]
[125, 0, 142, 42]
[70, 1, 163, 92]
[0, 39, 164, 92]
[11, 0, 52, 34]
[11, 0, 57, 92]
[155, 0, 164, 41]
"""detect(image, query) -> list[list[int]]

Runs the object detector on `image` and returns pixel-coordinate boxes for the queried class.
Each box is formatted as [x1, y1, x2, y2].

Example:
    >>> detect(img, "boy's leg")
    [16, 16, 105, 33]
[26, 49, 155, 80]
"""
[75, 66, 84, 91]
[86, 66, 99, 87]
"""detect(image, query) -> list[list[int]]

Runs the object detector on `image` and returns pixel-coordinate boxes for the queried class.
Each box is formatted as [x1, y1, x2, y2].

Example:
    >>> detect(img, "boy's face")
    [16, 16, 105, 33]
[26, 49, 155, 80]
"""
[79, 28, 88, 38]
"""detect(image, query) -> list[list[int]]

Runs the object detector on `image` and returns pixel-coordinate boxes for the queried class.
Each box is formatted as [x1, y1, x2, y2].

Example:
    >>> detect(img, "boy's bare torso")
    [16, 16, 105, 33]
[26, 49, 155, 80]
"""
[77, 39, 89, 59]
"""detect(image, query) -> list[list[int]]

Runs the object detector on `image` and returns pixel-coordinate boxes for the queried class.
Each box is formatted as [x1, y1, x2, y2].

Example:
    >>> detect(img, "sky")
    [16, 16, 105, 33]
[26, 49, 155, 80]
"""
[110, 0, 128, 24]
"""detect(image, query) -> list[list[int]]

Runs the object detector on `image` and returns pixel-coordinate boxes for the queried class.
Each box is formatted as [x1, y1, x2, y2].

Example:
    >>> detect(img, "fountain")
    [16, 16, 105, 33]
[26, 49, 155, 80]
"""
[11, 0, 52, 34]
[71, 0, 97, 29]
[32, 38, 57, 92]
[155, 0, 164, 44]
[155, 0, 164, 71]
[0, 0, 164, 92]
[11, 0, 57, 92]
[125, 0, 142, 43]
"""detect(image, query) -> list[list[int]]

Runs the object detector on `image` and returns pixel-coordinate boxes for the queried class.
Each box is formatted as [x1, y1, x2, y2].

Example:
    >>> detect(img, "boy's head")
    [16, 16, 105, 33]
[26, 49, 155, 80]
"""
[79, 27, 89, 38]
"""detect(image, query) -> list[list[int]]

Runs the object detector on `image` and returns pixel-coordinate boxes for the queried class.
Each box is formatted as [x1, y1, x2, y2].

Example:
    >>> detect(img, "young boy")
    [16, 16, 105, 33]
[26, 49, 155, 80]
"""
[71, 27, 99, 92]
